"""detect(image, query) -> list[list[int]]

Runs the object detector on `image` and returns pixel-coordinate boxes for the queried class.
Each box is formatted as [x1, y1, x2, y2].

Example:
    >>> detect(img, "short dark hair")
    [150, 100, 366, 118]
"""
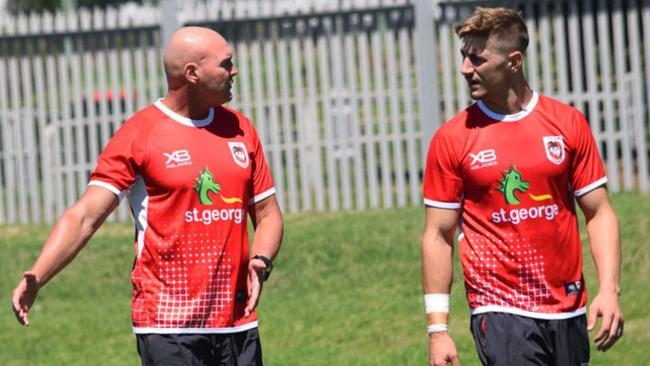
[455, 7, 529, 53]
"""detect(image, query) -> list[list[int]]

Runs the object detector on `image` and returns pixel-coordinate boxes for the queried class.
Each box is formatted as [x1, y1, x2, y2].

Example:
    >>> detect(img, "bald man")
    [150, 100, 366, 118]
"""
[12, 26, 283, 365]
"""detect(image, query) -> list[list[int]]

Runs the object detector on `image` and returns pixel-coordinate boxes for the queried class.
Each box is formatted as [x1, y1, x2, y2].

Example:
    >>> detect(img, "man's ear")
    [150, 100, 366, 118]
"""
[508, 51, 524, 73]
[184, 63, 199, 84]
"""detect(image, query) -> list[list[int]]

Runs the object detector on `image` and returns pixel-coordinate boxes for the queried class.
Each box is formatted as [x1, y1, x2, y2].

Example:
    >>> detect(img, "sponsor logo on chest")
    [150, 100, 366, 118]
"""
[469, 148, 497, 170]
[491, 165, 559, 224]
[164, 149, 192, 168]
[184, 167, 244, 225]
[475, 137, 567, 224]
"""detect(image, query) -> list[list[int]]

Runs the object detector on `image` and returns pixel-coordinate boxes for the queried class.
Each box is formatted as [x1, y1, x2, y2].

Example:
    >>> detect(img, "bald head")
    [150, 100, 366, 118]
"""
[163, 26, 228, 88]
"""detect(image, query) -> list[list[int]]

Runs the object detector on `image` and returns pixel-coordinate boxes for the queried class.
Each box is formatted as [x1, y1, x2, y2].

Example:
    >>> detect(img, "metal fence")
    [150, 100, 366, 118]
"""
[200, 6, 423, 214]
[0, 0, 648, 224]
[0, 9, 162, 224]
[434, 0, 650, 194]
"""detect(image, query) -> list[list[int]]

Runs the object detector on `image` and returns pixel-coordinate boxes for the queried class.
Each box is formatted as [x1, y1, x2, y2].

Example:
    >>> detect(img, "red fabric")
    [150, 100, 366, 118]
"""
[423, 94, 606, 317]
[90, 103, 274, 332]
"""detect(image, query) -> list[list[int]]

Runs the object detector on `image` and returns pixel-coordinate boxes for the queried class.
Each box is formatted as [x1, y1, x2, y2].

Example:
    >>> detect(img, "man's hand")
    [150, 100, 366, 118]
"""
[12, 272, 40, 326]
[10, 186, 118, 327]
[246, 195, 282, 317]
[429, 332, 461, 366]
[577, 188, 623, 352]
[244, 258, 267, 317]
[587, 290, 624, 351]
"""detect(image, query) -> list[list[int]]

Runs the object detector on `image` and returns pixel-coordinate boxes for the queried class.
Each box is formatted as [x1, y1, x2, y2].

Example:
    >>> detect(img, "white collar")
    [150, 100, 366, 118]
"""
[477, 92, 539, 122]
[154, 99, 214, 127]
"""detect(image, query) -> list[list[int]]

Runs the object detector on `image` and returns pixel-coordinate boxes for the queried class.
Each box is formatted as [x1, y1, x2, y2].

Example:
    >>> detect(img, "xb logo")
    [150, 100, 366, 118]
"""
[498, 165, 529, 205]
[164, 149, 192, 168]
[470, 149, 497, 170]
[164, 149, 191, 165]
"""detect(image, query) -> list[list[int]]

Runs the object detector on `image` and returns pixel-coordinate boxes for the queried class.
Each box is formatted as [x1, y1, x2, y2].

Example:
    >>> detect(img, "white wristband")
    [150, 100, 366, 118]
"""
[424, 293, 450, 313]
[427, 323, 449, 335]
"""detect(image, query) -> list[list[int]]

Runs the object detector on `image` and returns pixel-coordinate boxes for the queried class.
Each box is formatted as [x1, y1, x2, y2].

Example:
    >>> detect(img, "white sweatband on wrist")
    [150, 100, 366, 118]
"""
[427, 323, 449, 335]
[424, 293, 450, 313]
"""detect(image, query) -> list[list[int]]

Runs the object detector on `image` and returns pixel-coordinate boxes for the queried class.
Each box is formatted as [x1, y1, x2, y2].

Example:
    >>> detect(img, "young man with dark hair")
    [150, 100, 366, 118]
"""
[421, 7, 622, 366]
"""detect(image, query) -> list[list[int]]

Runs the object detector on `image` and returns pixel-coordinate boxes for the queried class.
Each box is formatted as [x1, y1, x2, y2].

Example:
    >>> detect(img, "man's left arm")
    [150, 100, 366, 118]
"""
[245, 195, 284, 316]
[576, 186, 623, 351]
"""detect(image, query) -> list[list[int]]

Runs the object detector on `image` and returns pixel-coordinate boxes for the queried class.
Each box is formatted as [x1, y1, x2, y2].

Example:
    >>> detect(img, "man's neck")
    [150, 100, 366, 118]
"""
[162, 89, 213, 120]
[481, 84, 533, 115]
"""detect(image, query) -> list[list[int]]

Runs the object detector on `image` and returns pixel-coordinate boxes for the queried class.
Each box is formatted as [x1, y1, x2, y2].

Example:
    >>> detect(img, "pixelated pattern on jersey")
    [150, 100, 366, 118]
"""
[132, 232, 235, 328]
[465, 232, 551, 311]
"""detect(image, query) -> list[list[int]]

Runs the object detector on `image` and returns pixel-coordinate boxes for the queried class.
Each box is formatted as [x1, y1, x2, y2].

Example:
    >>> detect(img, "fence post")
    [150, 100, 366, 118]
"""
[414, 0, 440, 157]
[160, 0, 180, 90]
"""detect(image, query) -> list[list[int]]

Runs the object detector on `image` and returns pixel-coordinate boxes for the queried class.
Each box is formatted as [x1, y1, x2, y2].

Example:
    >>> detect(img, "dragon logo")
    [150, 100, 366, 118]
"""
[194, 168, 221, 205]
[498, 165, 529, 205]
[193, 168, 243, 205]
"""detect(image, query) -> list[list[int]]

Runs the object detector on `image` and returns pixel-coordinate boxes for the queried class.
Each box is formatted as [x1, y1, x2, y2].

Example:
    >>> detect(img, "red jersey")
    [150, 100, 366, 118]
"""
[423, 93, 607, 319]
[89, 100, 275, 333]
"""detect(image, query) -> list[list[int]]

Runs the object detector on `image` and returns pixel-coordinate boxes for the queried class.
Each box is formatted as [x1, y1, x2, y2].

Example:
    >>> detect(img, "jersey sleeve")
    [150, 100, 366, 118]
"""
[570, 111, 607, 196]
[248, 126, 275, 205]
[88, 119, 145, 199]
[422, 125, 464, 209]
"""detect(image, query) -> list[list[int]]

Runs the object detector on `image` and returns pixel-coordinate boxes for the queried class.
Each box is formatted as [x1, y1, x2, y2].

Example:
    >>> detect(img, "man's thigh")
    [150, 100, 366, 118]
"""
[470, 313, 589, 366]
[136, 334, 215, 366]
[550, 315, 590, 366]
[215, 328, 263, 366]
[136, 329, 263, 366]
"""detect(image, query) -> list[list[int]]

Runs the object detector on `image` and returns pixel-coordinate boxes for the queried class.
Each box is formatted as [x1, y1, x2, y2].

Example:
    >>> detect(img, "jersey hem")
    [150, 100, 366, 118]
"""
[470, 305, 586, 320]
[133, 321, 259, 334]
[574, 176, 608, 197]
[423, 198, 461, 209]
[88, 180, 126, 200]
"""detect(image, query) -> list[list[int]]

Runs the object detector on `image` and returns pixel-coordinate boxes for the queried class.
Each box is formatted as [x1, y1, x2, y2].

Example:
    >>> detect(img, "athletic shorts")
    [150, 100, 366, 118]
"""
[470, 312, 589, 366]
[136, 328, 263, 366]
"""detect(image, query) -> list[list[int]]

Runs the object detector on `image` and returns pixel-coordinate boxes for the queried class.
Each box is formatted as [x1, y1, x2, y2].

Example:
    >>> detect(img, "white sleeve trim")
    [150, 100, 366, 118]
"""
[423, 198, 461, 209]
[248, 187, 276, 205]
[88, 180, 126, 200]
[574, 176, 608, 197]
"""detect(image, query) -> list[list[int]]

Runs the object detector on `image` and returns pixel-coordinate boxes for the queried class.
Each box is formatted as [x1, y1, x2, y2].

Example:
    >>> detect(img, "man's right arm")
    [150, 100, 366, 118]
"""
[422, 206, 461, 366]
[12, 186, 119, 326]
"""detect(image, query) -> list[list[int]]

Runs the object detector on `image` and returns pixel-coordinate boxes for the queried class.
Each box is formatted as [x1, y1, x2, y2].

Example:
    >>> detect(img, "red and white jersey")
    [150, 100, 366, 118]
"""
[89, 100, 275, 334]
[423, 93, 607, 319]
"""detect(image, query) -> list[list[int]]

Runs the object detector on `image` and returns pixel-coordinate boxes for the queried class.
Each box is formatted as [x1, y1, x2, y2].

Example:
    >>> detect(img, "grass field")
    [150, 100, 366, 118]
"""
[1, 192, 648, 365]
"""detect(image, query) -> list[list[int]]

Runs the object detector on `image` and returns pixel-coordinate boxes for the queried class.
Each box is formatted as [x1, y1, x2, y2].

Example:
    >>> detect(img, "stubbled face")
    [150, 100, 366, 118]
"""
[196, 37, 238, 105]
[460, 36, 511, 101]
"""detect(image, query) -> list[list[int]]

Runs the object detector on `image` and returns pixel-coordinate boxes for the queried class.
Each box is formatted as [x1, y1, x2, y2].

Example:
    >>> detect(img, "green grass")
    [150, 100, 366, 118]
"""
[1, 192, 648, 365]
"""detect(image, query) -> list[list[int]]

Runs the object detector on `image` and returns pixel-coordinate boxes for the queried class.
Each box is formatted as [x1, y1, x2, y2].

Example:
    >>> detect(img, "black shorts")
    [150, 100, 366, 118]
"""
[136, 328, 263, 366]
[470, 312, 589, 366]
